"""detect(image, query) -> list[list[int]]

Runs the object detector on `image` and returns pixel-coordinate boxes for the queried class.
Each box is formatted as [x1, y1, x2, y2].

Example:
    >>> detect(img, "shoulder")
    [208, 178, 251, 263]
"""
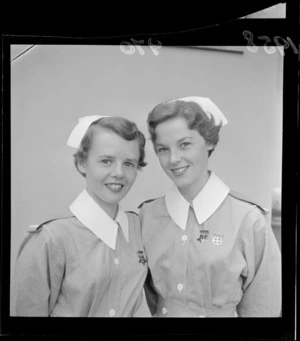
[26, 216, 76, 234]
[228, 190, 269, 215]
[138, 196, 169, 224]
[17, 216, 75, 259]
[126, 210, 138, 217]
[125, 210, 140, 226]
[25, 216, 78, 244]
[227, 191, 271, 234]
[137, 196, 164, 210]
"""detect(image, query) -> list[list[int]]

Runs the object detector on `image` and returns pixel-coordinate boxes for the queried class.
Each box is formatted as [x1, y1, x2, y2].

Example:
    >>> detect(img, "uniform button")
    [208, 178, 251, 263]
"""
[181, 235, 187, 242]
[114, 258, 119, 265]
[177, 283, 183, 291]
[162, 307, 167, 315]
[109, 309, 116, 317]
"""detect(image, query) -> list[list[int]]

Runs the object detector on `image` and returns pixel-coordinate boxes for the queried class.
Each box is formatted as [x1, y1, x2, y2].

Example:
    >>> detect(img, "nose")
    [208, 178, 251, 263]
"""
[110, 163, 124, 178]
[169, 149, 182, 164]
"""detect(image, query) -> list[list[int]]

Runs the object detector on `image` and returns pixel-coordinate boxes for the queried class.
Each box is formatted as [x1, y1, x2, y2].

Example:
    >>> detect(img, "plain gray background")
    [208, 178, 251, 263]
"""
[10, 45, 283, 316]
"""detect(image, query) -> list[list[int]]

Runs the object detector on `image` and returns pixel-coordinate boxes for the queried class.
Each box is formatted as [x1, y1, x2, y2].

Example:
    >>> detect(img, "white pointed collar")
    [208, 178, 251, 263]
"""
[69, 189, 129, 250]
[165, 172, 230, 230]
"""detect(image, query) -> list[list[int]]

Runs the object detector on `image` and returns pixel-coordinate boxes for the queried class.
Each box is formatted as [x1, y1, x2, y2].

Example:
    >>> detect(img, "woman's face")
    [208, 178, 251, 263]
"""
[78, 127, 140, 212]
[155, 117, 213, 201]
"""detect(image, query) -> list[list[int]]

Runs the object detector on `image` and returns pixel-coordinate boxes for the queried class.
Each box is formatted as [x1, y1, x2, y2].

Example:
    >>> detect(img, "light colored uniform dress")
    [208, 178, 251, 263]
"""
[11, 189, 148, 317]
[139, 172, 281, 317]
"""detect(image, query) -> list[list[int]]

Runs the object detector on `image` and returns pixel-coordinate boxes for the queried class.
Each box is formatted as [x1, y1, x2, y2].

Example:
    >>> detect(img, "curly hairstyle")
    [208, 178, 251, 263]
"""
[73, 116, 147, 177]
[147, 100, 222, 157]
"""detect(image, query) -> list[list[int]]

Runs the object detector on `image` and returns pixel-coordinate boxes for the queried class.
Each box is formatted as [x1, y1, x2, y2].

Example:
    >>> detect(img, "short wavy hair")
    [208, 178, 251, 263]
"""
[147, 100, 222, 157]
[73, 116, 147, 177]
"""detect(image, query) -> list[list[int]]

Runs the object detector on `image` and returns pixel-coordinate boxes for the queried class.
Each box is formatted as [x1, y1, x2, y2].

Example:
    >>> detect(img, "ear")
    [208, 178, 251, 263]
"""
[207, 143, 214, 151]
[77, 160, 87, 175]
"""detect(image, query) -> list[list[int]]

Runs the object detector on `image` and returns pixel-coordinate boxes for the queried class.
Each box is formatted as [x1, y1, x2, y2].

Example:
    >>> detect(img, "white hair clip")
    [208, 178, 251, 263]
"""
[171, 96, 228, 126]
[67, 115, 110, 148]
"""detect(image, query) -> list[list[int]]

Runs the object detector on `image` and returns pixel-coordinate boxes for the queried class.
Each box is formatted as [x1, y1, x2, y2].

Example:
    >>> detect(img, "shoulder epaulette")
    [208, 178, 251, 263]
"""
[17, 217, 74, 259]
[137, 198, 157, 209]
[229, 191, 269, 214]
[126, 210, 138, 216]
[27, 216, 75, 233]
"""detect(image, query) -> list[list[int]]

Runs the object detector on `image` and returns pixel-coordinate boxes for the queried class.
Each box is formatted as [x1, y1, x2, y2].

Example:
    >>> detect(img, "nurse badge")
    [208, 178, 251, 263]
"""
[212, 235, 223, 246]
[197, 230, 209, 243]
[137, 251, 147, 265]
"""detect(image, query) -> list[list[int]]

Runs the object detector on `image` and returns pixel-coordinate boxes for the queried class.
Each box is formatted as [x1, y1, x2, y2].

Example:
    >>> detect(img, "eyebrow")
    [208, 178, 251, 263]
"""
[125, 158, 138, 165]
[156, 137, 193, 146]
[96, 155, 114, 159]
[177, 137, 193, 143]
[97, 155, 138, 162]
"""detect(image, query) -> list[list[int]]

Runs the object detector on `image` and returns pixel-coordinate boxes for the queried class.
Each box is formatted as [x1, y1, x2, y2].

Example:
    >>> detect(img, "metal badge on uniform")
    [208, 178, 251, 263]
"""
[137, 251, 147, 265]
[197, 230, 209, 243]
[212, 233, 223, 246]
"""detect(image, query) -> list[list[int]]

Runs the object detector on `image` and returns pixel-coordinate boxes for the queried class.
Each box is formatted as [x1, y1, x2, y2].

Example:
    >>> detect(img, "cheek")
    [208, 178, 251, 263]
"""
[126, 168, 138, 184]
[158, 155, 169, 169]
[86, 165, 108, 181]
[193, 149, 208, 165]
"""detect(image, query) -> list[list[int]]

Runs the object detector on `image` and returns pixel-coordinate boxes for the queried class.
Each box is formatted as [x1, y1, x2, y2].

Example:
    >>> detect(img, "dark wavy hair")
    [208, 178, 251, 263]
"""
[73, 116, 147, 177]
[147, 100, 222, 157]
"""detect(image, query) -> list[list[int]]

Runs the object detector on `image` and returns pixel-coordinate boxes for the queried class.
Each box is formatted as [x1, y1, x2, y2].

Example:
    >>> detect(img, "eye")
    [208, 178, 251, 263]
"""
[124, 161, 135, 168]
[157, 146, 168, 153]
[180, 141, 191, 149]
[100, 159, 112, 165]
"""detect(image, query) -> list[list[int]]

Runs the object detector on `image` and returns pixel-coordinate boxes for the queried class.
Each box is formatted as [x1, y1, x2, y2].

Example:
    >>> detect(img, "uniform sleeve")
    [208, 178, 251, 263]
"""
[127, 212, 149, 317]
[237, 209, 281, 317]
[138, 206, 158, 316]
[144, 269, 159, 316]
[10, 227, 65, 316]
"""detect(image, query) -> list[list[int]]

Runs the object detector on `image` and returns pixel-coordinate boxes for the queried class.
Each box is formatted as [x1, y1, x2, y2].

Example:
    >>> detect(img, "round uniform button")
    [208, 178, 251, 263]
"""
[177, 283, 183, 291]
[181, 235, 187, 242]
[162, 307, 167, 315]
[114, 258, 119, 265]
[109, 309, 116, 317]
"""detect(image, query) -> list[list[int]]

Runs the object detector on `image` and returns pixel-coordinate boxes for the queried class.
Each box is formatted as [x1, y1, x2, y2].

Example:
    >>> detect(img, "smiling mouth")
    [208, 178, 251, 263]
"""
[105, 183, 124, 192]
[171, 166, 189, 176]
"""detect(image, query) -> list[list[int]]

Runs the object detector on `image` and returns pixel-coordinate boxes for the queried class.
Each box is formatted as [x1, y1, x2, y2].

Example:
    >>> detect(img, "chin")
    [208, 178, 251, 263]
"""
[110, 192, 129, 203]
[178, 181, 194, 193]
[106, 194, 123, 203]
[172, 176, 190, 186]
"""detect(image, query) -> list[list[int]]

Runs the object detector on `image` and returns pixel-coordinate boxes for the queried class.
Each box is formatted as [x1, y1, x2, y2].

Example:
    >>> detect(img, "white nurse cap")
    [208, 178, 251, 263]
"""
[171, 96, 228, 126]
[67, 115, 110, 148]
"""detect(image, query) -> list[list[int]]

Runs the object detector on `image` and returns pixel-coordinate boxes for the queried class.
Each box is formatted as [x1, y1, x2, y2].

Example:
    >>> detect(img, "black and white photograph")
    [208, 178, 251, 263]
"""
[1, 1, 297, 340]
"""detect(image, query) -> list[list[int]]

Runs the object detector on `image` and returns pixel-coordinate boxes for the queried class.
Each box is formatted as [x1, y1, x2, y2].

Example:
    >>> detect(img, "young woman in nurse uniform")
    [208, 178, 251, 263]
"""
[139, 97, 281, 317]
[11, 115, 148, 317]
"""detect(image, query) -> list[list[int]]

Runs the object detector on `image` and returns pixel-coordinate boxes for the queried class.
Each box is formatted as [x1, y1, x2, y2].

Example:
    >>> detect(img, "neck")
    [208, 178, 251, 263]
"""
[179, 170, 211, 202]
[86, 188, 118, 220]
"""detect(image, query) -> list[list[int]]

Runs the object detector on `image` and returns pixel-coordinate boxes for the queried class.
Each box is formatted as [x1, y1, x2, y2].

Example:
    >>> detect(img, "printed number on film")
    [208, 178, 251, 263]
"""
[243, 30, 298, 56]
[120, 38, 162, 56]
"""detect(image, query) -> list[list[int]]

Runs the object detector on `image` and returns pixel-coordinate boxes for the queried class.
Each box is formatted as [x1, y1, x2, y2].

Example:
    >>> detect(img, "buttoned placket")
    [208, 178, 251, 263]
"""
[161, 307, 168, 315]
[181, 234, 188, 244]
[175, 205, 197, 304]
[177, 205, 200, 303]
[107, 225, 123, 318]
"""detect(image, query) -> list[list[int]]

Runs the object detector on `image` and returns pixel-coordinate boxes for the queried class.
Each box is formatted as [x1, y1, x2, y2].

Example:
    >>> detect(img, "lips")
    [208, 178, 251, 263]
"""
[171, 165, 189, 176]
[105, 183, 124, 192]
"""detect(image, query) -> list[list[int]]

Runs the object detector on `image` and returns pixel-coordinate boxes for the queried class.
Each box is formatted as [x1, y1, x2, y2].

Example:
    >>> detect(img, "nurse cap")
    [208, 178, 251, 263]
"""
[67, 115, 110, 148]
[171, 96, 228, 126]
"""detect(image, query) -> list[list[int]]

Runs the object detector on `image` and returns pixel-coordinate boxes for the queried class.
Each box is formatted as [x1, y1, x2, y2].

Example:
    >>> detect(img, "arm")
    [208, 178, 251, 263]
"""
[10, 226, 65, 316]
[144, 269, 159, 316]
[237, 209, 281, 317]
[138, 204, 159, 317]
